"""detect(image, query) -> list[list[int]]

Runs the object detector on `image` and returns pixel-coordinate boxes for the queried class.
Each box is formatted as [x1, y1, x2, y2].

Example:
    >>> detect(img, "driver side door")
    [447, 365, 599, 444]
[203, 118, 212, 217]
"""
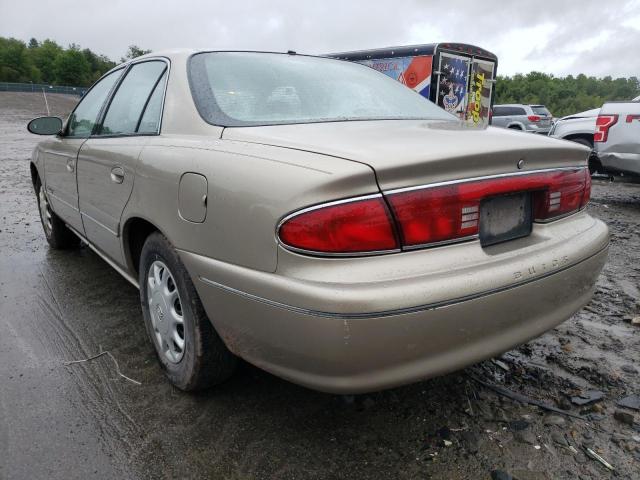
[41, 68, 123, 233]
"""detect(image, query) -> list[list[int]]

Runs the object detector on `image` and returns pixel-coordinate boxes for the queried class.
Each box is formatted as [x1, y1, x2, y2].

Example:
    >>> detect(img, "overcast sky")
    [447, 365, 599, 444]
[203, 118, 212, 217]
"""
[2, 0, 639, 77]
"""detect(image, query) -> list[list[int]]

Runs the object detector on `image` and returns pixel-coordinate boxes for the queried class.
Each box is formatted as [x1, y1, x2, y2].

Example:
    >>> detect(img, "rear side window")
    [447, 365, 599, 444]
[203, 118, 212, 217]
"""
[99, 61, 167, 135]
[66, 69, 123, 137]
[511, 107, 526, 115]
[531, 106, 551, 116]
[492, 106, 508, 116]
[137, 70, 168, 133]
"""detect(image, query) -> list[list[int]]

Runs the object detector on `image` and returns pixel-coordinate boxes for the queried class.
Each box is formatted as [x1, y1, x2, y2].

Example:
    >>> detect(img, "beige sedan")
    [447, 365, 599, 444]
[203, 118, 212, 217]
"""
[27, 50, 608, 394]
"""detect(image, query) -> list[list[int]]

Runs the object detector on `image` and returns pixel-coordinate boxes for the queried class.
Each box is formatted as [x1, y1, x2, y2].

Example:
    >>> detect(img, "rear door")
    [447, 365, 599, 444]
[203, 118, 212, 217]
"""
[466, 58, 495, 127]
[77, 60, 168, 265]
[435, 53, 470, 120]
[490, 106, 510, 128]
[42, 69, 123, 233]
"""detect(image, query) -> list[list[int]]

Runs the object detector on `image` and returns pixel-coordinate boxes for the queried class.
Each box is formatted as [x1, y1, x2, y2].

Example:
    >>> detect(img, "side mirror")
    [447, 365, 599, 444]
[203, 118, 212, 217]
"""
[27, 116, 63, 135]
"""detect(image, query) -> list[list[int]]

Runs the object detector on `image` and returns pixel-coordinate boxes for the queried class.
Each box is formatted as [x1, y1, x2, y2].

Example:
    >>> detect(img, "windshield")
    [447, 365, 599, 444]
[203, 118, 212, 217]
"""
[531, 105, 551, 116]
[189, 52, 455, 127]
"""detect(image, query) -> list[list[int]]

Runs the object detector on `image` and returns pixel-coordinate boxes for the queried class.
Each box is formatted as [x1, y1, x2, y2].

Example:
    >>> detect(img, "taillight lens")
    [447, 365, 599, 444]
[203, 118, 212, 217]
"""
[386, 169, 590, 247]
[527, 115, 541, 122]
[278, 169, 590, 255]
[278, 195, 399, 254]
[594, 114, 618, 142]
[532, 169, 590, 221]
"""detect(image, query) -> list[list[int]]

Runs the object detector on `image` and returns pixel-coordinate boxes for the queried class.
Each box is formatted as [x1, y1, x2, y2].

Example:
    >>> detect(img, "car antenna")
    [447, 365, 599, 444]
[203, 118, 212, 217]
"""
[287, 50, 297, 55]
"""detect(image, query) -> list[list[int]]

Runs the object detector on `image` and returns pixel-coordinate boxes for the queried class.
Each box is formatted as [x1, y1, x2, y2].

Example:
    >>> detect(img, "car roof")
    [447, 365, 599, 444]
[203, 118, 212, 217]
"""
[109, 49, 329, 74]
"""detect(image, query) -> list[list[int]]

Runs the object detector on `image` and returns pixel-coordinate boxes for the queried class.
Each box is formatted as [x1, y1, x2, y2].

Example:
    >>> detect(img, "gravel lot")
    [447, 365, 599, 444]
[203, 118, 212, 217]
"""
[1, 92, 638, 480]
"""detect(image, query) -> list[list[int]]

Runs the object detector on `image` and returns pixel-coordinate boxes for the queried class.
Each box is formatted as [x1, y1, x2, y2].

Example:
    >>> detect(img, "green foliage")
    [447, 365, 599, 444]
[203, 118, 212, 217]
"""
[120, 45, 152, 63]
[53, 47, 92, 85]
[0, 36, 145, 86]
[496, 72, 640, 117]
[0, 37, 38, 82]
[32, 39, 64, 83]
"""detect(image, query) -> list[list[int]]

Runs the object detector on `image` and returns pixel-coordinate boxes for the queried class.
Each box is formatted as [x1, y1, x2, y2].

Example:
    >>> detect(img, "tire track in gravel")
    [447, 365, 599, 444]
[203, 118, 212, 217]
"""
[33, 263, 142, 462]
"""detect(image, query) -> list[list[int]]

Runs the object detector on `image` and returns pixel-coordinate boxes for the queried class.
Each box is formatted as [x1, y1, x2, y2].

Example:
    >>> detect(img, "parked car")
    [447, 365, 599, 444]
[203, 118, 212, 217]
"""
[594, 98, 640, 176]
[548, 108, 600, 148]
[548, 108, 601, 172]
[27, 50, 608, 394]
[491, 104, 553, 134]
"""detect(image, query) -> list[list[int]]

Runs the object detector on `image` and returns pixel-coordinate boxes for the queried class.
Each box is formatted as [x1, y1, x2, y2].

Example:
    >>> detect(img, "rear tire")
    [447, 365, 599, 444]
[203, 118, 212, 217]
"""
[508, 125, 523, 131]
[139, 232, 237, 391]
[35, 179, 80, 249]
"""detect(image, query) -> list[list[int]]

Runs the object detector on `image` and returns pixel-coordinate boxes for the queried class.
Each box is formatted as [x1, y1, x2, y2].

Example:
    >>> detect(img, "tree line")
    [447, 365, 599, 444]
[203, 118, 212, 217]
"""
[495, 71, 639, 117]
[0, 36, 149, 86]
[1, 36, 639, 117]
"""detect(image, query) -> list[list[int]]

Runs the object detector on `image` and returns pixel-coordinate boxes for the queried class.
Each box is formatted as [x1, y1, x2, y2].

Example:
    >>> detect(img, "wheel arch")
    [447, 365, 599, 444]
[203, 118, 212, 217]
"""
[507, 122, 525, 130]
[30, 161, 41, 190]
[563, 133, 594, 147]
[122, 216, 165, 275]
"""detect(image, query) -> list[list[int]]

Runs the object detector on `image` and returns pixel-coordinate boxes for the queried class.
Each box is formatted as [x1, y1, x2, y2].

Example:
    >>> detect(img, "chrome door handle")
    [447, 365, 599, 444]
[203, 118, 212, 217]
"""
[110, 166, 125, 184]
[66, 159, 74, 172]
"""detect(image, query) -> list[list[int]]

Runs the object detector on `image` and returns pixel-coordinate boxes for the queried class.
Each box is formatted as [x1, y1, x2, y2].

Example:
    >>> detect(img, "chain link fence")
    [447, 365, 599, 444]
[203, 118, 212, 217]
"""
[0, 82, 87, 96]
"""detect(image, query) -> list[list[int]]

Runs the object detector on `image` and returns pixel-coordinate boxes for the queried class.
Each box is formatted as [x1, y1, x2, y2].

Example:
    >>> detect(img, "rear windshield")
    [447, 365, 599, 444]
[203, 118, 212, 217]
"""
[188, 52, 455, 127]
[531, 105, 551, 116]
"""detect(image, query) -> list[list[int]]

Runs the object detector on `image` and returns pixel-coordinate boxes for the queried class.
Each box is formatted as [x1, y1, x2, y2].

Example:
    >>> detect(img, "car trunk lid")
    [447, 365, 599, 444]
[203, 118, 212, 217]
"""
[222, 119, 589, 191]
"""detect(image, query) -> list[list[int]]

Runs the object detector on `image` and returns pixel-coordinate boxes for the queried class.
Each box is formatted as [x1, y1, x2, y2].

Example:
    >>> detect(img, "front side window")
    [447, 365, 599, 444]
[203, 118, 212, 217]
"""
[66, 69, 123, 137]
[99, 61, 167, 135]
[189, 52, 455, 127]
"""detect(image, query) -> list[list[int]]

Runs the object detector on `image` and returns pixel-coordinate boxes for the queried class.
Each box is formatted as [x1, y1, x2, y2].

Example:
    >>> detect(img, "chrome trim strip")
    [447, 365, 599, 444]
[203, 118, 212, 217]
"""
[198, 242, 608, 320]
[276, 167, 587, 258]
[47, 190, 79, 212]
[80, 211, 119, 237]
[280, 244, 402, 258]
[277, 193, 384, 227]
[383, 166, 586, 195]
[276, 193, 401, 257]
[535, 206, 588, 224]
[403, 234, 479, 251]
[66, 225, 139, 289]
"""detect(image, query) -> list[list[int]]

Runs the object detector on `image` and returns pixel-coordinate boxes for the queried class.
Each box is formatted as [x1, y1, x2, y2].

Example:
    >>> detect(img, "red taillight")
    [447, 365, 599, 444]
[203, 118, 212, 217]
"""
[385, 169, 590, 247]
[527, 115, 541, 122]
[278, 169, 590, 255]
[594, 114, 618, 142]
[278, 195, 399, 254]
[532, 169, 590, 221]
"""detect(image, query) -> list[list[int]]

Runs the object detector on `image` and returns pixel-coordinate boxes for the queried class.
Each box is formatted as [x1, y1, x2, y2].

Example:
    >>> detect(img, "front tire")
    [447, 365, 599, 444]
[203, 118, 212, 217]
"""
[35, 180, 80, 249]
[139, 232, 237, 391]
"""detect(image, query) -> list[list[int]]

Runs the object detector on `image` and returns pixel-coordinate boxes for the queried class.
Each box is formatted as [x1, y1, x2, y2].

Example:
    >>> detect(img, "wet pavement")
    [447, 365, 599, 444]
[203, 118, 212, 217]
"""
[1, 92, 639, 480]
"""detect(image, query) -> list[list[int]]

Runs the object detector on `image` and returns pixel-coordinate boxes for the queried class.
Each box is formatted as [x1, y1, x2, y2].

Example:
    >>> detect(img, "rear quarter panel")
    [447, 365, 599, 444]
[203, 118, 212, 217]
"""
[121, 135, 379, 273]
[596, 102, 640, 154]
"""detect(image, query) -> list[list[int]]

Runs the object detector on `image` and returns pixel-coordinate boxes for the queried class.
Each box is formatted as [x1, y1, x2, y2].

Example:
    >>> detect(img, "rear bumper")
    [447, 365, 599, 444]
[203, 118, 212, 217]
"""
[599, 151, 640, 175]
[180, 215, 609, 394]
[527, 126, 551, 135]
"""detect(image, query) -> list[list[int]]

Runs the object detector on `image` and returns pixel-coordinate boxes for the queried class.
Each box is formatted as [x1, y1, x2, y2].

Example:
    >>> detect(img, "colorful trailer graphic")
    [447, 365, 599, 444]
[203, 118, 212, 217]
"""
[358, 56, 433, 99]
[328, 43, 497, 128]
